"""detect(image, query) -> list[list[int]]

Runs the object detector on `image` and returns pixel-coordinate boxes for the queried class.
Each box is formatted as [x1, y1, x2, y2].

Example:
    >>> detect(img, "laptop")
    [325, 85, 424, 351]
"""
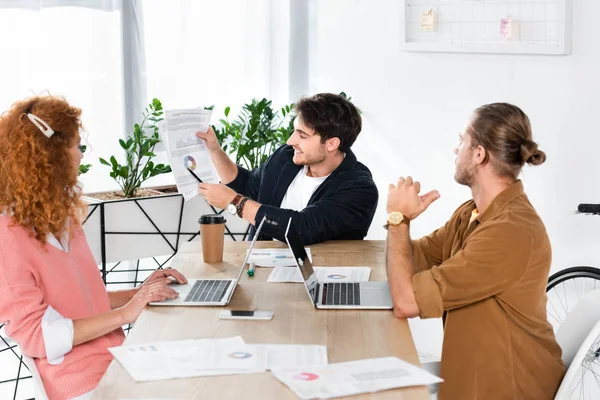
[150, 215, 267, 307]
[284, 218, 393, 310]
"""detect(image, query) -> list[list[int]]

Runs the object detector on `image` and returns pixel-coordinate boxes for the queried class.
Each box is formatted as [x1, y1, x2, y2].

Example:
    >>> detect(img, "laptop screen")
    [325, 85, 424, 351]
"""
[234, 215, 267, 283]
[284, 217, 319, 306]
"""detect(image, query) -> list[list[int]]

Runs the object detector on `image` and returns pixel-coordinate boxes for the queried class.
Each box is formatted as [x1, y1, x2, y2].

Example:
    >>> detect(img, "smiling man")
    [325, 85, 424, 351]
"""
[196, 93, 378, 244]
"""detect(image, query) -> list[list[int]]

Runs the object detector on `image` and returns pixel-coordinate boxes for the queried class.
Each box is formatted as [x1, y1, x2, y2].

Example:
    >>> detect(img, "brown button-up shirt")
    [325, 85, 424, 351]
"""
[412, 181, 565, 399]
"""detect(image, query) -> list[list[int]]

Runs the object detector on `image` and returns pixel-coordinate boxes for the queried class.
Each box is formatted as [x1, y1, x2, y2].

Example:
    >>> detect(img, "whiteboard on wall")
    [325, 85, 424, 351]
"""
[401, 0, 572, 55]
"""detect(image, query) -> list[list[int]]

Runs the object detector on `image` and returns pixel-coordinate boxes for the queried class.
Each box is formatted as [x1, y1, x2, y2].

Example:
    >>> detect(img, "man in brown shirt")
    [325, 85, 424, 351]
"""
[385, 103, 565, 399]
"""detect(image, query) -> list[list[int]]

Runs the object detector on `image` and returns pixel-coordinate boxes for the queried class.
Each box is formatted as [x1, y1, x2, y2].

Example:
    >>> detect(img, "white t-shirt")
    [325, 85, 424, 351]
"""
[279, 166, 330, 211]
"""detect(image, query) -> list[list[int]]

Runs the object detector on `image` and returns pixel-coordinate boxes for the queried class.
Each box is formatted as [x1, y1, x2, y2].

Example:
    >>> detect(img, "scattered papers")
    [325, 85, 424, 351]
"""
[109, 336, 262, 382]
[158, 109, 220, 201]
[267, 266, 371, 283]
[248, 248, 312, 268]
[271, 356, 443, 399]
[109, 337, 328, 382]
[250, 344, 328, 371]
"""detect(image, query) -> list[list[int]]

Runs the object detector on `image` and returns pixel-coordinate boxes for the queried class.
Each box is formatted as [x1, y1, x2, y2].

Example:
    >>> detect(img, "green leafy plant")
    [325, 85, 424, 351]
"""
[212, 98, 295, 170]
[99, 98, 172, 198]
[78, 144, 92, 175]
[212, 92, 356, 171]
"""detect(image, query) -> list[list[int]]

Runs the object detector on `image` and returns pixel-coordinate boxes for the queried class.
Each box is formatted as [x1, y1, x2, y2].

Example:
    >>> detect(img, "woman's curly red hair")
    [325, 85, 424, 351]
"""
[0, 95, 85, 244]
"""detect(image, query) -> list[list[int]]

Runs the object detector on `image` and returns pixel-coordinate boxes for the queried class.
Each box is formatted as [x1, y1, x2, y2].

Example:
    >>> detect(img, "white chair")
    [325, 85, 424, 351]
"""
[424, 289, 600, 399]
[553, 289, 600, 399]
[21, 353, 49, 400]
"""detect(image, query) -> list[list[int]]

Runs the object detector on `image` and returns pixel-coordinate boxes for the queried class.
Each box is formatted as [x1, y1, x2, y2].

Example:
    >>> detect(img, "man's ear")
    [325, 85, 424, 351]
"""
[474, 145, 487, 165]
[326, 137, 341, 152]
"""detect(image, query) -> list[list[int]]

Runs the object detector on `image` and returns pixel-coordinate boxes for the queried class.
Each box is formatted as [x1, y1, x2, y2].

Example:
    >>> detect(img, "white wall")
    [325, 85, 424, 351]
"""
[310, 0, 600, 274]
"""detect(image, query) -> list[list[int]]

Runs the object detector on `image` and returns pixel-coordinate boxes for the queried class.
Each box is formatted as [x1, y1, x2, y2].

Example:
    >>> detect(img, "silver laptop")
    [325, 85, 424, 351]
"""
[151, 215, 267, 307]
[284, 218, 392, 310]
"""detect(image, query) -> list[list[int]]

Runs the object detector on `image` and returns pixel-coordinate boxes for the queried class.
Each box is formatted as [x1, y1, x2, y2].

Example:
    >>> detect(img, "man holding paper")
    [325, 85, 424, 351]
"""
[384, 103, 564, 399]
[196, 93, 378, 245]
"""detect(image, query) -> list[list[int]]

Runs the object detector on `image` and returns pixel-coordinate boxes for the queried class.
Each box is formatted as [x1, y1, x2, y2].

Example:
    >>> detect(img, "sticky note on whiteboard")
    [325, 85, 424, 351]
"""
[500, 16, 520, 40]
[421, 8, 437, 32]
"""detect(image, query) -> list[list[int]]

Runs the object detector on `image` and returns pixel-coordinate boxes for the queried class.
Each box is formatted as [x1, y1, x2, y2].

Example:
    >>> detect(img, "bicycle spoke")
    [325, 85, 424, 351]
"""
[588, 363, 600, 392]
[564, 280, 569, 312]
[546, 308, 561, 325]
[547, 296, 563, 325]
[571, 365, 586, 397]
[555, 283, 569, 316]
[581, 364, 586, 400]
[582, 361, 600, 387]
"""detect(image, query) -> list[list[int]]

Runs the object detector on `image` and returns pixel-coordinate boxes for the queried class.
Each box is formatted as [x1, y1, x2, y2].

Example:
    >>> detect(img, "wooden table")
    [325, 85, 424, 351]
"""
[93, 240, 428, 399]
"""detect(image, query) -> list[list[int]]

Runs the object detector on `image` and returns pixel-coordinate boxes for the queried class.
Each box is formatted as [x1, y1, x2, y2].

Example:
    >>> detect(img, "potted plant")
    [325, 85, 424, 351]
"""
[81, 98, 290, 281]
[213, 97, 295, 170]
[80, 99, 216, 280]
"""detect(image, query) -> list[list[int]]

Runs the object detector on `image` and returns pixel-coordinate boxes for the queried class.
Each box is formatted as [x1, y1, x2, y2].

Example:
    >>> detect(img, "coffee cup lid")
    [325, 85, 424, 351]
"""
[199, 214, 226, 224]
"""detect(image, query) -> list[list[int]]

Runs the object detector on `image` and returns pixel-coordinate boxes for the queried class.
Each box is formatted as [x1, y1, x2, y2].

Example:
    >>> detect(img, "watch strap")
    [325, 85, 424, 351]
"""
[237, 197, 250, 217]
[230, 194, 243, 207]
[383, 218, 410, 230]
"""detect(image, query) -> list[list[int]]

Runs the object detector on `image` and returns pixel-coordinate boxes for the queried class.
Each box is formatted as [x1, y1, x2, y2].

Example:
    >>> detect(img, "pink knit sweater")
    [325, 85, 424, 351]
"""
[0, 215, 125, 399]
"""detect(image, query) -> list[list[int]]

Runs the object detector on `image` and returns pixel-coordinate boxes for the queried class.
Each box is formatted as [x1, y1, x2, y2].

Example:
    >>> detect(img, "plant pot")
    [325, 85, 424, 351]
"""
[82, 188, 250, 271]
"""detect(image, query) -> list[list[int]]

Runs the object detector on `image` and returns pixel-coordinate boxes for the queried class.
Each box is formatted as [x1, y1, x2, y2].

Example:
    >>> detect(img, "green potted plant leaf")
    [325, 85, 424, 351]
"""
[213, 98, 295, 170]
[97, 98, 172, 198]
[78, 144, 92, 175]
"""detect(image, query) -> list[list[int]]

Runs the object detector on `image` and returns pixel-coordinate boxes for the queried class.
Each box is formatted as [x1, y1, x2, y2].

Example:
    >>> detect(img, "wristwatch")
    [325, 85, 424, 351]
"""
[237, 197, 250, 218]
[384, 211, 409, 230]
[227, 194, 243, 215]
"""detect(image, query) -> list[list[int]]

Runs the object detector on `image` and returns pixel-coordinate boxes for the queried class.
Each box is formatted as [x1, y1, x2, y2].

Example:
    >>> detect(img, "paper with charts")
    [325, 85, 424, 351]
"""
[157, 108, 220, 201]
[109, 336, 328, 382]
[271, 356, 443, 399]
[248, 248, 312, 267]
[268, 266, 371, 283]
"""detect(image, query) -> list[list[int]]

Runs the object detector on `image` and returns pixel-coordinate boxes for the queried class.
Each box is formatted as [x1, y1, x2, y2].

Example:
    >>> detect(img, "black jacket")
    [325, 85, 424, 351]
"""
[227, 145, 378, 245]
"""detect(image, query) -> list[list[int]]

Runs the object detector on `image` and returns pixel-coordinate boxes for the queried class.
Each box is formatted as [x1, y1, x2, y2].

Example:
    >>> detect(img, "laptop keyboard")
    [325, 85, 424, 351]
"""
[322, 282, 361, 306]
[184, 280, 232, 303]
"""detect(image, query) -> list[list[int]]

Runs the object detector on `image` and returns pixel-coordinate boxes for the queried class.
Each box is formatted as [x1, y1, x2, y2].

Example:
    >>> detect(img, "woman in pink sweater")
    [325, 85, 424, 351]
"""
[0, 95, 187, 400]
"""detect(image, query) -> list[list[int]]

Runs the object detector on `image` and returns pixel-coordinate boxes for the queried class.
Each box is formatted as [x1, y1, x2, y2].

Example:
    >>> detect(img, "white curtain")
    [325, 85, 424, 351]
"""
[0, 0, 125, 193]
[140, 0, 292, 115]
[0, 0, 302, 193]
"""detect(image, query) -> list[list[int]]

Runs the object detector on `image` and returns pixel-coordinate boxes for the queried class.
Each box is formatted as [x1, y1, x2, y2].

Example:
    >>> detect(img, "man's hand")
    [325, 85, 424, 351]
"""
[195, 126, 221, 153]
[387, 176, 440, 220]
[199, 183, 238, 209]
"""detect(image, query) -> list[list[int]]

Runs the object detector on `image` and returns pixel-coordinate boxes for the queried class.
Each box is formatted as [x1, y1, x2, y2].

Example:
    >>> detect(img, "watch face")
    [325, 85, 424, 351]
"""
[389, 212, 403, 224]
[227, 203, 237, 215]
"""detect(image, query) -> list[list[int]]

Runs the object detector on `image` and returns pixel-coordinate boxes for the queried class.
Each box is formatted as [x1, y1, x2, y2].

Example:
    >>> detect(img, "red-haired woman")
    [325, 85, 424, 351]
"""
[0, 95, 187, 399]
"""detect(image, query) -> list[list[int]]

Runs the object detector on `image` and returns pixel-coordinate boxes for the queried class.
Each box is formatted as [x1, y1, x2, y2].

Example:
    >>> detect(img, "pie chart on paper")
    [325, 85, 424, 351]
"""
[228, 351, 253, 359]
[293, 372, 319, 381]
[184, 155, 196, 171]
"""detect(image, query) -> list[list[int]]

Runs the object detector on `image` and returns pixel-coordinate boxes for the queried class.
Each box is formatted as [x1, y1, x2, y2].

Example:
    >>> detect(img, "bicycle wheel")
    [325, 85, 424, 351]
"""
[554, 320, 600, 400]
[546, 266, 600, 333]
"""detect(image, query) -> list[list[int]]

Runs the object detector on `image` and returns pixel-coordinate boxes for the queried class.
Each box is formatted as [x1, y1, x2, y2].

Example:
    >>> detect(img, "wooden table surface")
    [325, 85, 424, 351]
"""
[93, 240, 428, 400]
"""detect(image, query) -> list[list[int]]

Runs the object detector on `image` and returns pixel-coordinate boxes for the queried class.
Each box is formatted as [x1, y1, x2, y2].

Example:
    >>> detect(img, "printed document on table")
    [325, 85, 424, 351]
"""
[271, 356, 443, 399]
[109, 336, 264, 382]
[248, 344, 328, 370]
[267, 266, 371, 283]
[158, 108, 220, 201]
[248, 248, 312, 267]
